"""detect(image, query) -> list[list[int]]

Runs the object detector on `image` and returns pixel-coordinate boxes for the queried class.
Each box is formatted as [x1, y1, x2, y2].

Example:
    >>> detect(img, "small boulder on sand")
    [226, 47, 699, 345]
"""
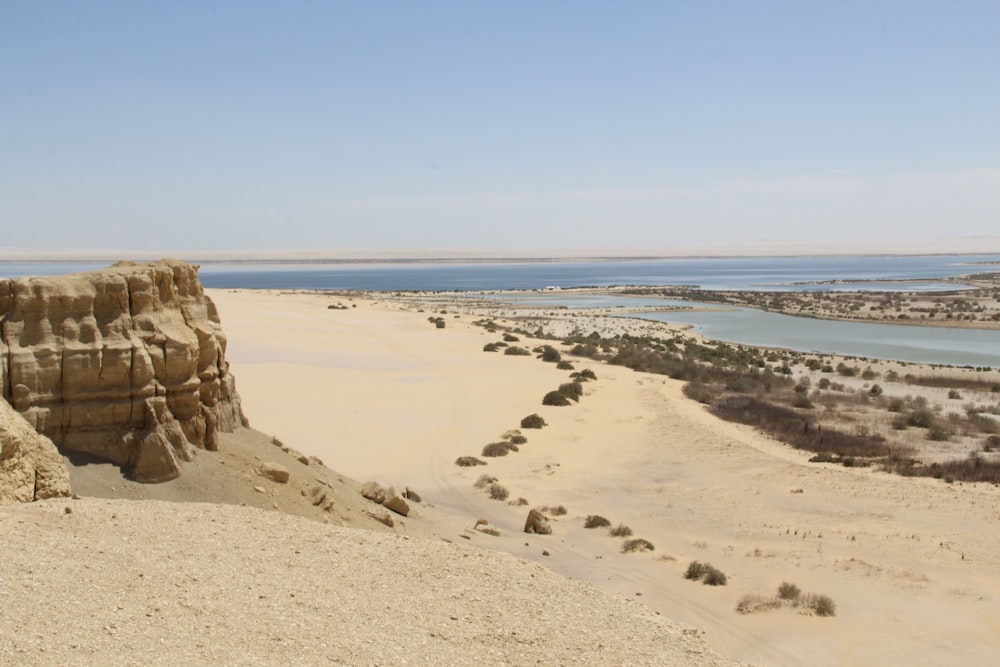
[361, 481, 387, 504]
[382, 486, 411, 517]
[524, 509, 552, 535]
[260, 462, 290, 483]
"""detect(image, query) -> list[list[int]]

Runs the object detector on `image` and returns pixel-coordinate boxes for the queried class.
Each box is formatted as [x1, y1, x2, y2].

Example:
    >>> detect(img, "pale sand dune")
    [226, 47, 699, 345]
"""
[210, 288, 1000, 667]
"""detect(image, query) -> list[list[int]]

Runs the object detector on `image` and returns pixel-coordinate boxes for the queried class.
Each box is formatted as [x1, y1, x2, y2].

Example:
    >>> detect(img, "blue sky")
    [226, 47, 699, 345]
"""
[3, 1, 999, 254]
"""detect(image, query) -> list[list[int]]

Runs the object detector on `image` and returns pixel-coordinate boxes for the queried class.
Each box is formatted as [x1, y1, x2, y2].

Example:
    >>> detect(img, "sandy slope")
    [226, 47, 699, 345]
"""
[209, 288, 1000, 667]
[0, 498, 739, 666]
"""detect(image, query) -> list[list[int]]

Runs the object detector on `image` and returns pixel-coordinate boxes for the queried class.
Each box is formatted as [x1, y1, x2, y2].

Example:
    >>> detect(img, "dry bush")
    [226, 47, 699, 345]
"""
[503, 333, 520, 342]
[736, 594, 782, 614]
[520, 413, 547, 429]
[584, 515, 611, 529]
[508, 497, 529, 506]
[488, 484, 510, 501]
[482, 441, 518, 457]
[474, 474, 497, 489]
[483, 343, 498, 352]
[543, 391, 571, 406]
[684, 561, 709, 580]
[703, 566, 728, 586]
[684, 561, 726, 585]
[622, 538, 655, 553]
[609, 523, 633, 537]
[558, 381, 584, 402]
[508, 434, 528, 445]
[455, 456, 486, 467]
[504, 346, 531, 356]
[538, 346, 562, 363]
[571, 368, 598, 381]
[802, 593, 837, 616]
[541, 505, 568, 516]
[777, 581, 801, 601]
[556, 360, 575, 371]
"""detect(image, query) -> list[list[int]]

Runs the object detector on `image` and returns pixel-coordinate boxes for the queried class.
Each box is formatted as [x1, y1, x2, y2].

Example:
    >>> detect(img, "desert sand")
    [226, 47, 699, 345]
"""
[208, 288, 1000, 667]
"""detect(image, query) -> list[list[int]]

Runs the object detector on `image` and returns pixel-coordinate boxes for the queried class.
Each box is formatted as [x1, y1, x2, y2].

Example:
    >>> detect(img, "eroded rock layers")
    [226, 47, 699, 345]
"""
[0, 260, 247, 482]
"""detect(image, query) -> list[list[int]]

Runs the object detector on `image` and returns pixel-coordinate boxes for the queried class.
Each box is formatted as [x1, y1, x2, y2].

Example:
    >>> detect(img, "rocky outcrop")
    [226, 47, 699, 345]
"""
[0, 399, 72, 504]
[0, 260, 247, 483]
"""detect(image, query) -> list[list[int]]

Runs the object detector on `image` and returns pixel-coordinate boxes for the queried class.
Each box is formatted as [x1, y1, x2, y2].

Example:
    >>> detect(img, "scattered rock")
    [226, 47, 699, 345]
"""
[361, 481, 387, 504]
[260, 463, 290, 484]
[403, 486, 422, 503]
[524, 509, 552, 535]
[382, 486, 411, 517]
[253, 485, 266, 494]
[368, 509, 394, 528]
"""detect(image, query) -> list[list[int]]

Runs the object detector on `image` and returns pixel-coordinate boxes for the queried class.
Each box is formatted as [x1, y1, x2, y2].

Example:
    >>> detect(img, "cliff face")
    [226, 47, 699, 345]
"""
[0, 260, 247, 483]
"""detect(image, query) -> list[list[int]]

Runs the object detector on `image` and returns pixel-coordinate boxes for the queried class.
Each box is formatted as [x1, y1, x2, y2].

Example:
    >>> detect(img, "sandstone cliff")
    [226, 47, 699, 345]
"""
[0, 260, 247, 483]
[0, 399, 72, 504]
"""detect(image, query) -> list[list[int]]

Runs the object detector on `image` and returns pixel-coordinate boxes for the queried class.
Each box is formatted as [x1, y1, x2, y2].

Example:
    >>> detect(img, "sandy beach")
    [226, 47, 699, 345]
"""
[207, 287, 1000, 667]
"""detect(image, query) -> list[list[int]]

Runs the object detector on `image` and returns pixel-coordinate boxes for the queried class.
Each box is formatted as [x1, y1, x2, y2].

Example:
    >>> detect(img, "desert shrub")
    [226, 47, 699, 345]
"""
[926, 423, 951, 441]
[488, 484, 509, 501]
[474, 474, 497, 489]
[984, 434, 1000, 452]
[862, 368, 878, 380]
[836, 363, 857, 377]
[570, 343, 602, 358]
[573, 368, 598, 381]
[538, 346, 562, 363]
[508, 434, 527, 445]
[817, 377, 831, 389]
[791, 394, 814, 409]
[504, 346, 531, 356]
[556, 360, 575, 370]
[482, 441, 518, 457]
[702, 566, 728, 586]
[509, 497, 529, 506]
[869, 384, 883, 396]
[483, 343, 498, 352]
[710, 395, 891, 459]
[520, 413, 547, 429]
[736, 594, 782, 614]
[683, 381, 724, 405]
[622, 538, 655, 553]
[558, 381, 584, 401]
[503, 333, 519, 342]
[804, 593, 837, 616]
[777, 581, 801, 601]
[542, 505, 568, 516]
[455, 456, 486, 467]
[435, 319, 445, 329]
[887, 397, 905, 412]
[609, 523, 633, 537]
[543, 391, 571, 406]
[584, 514, 611, 529]
[684, 561, 710, 580]
[948, 389, 963, 399]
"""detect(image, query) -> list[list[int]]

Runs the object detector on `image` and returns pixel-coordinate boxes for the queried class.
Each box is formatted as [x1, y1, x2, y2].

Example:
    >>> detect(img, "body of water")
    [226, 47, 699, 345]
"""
[2, 255, 997, 366]
[1, 254, 998, 292]
[486, 291, 1000, 367]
